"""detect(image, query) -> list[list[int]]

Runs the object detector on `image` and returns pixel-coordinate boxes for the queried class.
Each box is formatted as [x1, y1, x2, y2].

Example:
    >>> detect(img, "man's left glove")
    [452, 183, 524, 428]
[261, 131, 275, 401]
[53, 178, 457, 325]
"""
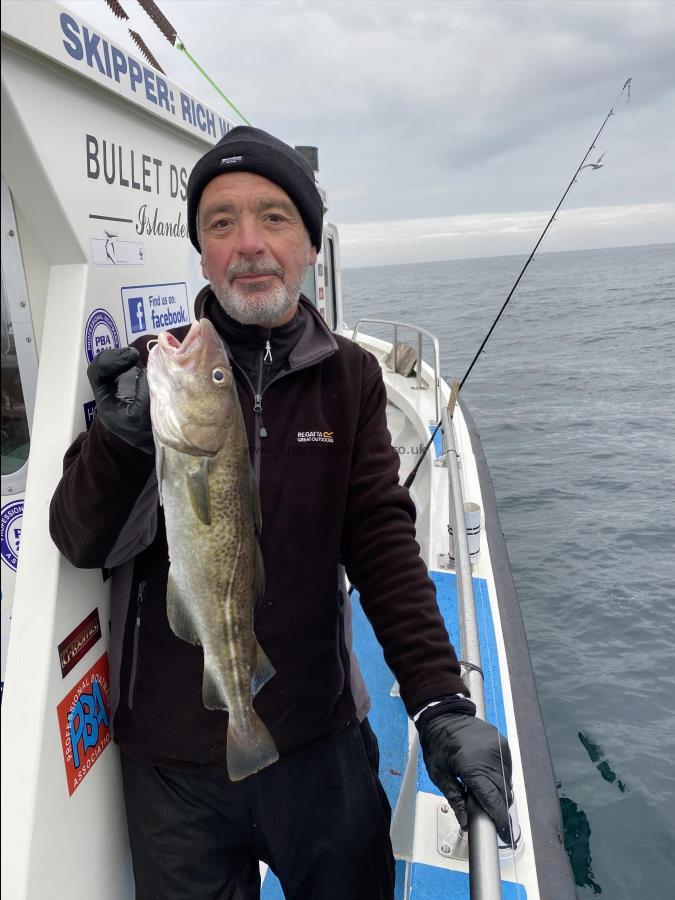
[419, 711, 514, 844]
[87, 347, 154, 454]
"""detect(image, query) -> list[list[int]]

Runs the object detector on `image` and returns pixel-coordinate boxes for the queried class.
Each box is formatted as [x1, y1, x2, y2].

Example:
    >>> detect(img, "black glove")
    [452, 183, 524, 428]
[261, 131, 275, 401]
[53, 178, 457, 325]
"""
[419, 711, 514, 844]
[87, 348, 154, 454]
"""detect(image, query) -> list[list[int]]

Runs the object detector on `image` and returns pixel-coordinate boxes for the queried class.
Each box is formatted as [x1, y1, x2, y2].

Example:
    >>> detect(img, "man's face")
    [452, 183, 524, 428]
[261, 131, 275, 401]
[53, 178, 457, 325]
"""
[198, 171, 317, 328]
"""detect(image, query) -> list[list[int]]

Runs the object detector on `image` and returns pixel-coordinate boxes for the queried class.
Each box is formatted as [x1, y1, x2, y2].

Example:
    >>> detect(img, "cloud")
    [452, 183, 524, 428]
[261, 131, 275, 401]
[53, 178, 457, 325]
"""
[338, 203, 675, 267]
[63, 0, 675, 264]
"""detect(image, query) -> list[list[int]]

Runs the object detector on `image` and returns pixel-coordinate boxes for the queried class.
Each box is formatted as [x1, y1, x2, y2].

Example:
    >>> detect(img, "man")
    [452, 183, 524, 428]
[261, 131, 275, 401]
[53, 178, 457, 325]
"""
[50, 127, 512, 899]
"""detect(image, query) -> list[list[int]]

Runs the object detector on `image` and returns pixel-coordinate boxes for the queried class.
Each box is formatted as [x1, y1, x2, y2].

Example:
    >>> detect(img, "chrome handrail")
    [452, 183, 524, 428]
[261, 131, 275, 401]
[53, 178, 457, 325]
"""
[442, 404, 503, 900]
[350, 318, 442, 422]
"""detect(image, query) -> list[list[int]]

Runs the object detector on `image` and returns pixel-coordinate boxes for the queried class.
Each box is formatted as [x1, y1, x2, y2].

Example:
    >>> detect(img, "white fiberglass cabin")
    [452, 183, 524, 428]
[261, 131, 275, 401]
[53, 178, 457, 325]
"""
[1, 4, 574, 899]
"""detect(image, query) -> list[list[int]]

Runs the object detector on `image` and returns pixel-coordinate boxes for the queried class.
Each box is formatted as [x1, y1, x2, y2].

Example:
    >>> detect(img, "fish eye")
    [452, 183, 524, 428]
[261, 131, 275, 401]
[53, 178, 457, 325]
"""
[212, 367, 227, 384]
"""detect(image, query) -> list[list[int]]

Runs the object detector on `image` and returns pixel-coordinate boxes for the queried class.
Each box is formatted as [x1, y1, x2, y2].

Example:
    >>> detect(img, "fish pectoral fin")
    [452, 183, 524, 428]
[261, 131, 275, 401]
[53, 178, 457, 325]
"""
[187, 459, 211, 526]
[252, 640, 276, 697]
[166, 570, 200, 645]
[202, 657, 228, 711]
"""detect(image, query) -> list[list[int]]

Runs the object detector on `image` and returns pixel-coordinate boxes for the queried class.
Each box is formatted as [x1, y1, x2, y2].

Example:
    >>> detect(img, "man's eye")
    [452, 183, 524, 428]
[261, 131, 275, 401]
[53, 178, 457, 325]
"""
[211, 219, 232, 230]
[265, 214, 286, 224]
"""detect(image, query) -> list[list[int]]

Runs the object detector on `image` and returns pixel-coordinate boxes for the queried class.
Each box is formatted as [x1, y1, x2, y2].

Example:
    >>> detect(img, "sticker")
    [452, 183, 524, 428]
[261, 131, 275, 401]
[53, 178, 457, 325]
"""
[1, 500, 23, 572]
[58, 609, 102, 678]
[57, 653, 111, 796]
[90, 236, 144, 266]
[318, 287, 325, 301]
[84, 308, 121, 364]
[121, 282, 190, 342]
[83, 400, 97, 430]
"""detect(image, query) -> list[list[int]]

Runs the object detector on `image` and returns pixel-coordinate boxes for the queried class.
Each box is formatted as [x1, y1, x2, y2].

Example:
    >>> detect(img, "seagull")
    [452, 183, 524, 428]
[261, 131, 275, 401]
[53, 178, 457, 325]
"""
[581, 151, 606, 171]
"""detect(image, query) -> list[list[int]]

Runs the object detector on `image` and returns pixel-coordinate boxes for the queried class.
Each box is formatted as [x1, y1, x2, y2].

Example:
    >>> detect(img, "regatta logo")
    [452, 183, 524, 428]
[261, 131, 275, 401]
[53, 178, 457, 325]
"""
[297, 430, 334, 444]
[221, 155, 243, 166]
[57, 609, 102, 678]
[57, 654, 111, 796]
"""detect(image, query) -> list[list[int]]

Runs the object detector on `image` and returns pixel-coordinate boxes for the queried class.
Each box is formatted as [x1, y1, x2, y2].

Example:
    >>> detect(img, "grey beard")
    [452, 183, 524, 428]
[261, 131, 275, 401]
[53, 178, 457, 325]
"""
[210, 260, 303, 326]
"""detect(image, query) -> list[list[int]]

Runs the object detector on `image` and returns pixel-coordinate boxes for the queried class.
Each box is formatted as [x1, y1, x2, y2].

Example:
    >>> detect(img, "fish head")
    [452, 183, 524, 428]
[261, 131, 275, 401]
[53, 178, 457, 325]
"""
[147, 318, 237, 455]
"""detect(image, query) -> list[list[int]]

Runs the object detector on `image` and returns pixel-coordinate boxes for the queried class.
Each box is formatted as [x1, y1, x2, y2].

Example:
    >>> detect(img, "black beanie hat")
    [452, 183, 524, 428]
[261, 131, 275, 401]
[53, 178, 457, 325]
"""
[187, 126, 324, 253]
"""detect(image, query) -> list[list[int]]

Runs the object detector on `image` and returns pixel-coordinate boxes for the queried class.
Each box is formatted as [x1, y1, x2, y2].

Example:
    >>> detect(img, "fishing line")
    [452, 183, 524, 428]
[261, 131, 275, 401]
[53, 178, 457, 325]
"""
[404, 76, 632, 492]
[135, 0, 252, 125]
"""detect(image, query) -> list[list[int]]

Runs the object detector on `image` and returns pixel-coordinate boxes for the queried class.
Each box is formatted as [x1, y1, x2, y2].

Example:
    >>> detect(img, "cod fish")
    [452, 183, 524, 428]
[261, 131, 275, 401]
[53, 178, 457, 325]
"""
[147, 317, 278, 781]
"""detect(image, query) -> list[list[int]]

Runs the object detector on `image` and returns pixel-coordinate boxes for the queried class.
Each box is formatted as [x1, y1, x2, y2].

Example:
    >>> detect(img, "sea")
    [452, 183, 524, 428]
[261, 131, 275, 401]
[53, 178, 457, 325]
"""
[342, 242, 675, 900]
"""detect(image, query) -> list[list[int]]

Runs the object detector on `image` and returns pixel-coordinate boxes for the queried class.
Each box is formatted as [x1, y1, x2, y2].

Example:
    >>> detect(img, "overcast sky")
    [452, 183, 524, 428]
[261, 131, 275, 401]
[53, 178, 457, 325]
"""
[62, 0, 675, 267]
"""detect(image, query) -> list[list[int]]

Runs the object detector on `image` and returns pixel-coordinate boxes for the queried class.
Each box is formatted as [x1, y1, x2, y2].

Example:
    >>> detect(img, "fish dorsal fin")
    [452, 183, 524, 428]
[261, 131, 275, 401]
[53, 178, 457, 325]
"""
[187, 458, 211, 525]
[252, 640, 276, 697]
[166, 569, 199, 645]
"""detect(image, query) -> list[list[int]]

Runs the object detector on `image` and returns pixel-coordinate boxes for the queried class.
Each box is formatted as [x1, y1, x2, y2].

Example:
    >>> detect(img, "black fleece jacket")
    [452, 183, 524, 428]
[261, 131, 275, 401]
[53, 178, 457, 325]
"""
[49, 291, 466, 769]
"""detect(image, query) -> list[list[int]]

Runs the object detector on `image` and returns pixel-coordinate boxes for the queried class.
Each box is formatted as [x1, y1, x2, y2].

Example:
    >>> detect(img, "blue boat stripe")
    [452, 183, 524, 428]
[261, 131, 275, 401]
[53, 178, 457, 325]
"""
[409, 863, 527, 898]
[429, 421, 443, 459]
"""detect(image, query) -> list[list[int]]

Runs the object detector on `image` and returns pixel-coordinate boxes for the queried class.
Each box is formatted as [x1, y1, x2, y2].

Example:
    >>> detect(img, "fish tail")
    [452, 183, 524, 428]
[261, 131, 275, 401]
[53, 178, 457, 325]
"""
[226, 710, 279, 782]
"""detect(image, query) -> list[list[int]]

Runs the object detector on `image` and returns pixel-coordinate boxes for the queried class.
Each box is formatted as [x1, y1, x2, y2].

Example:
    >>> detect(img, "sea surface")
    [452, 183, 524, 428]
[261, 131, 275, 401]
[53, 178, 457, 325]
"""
[342, 242, 675, 900]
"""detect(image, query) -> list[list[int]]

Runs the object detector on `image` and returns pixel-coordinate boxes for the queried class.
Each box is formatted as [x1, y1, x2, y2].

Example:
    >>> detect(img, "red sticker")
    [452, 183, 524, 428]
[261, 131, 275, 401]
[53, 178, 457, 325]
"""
[56, 653, 112, 796]
[58, 608, 101, 678]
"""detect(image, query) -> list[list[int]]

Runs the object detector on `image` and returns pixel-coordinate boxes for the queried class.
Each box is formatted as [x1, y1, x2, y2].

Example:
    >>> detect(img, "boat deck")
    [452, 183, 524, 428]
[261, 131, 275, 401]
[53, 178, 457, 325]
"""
[260, 570, 526, 899]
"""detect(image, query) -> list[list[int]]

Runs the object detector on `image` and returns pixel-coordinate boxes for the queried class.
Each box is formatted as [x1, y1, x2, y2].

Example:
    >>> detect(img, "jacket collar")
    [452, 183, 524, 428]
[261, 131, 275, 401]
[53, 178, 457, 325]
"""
[194, 286, 338, 370]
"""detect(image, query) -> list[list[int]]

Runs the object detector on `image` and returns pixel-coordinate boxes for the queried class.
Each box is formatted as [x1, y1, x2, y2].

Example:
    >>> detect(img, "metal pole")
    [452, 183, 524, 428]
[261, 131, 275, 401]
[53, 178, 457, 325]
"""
[442, 405, 502, 900]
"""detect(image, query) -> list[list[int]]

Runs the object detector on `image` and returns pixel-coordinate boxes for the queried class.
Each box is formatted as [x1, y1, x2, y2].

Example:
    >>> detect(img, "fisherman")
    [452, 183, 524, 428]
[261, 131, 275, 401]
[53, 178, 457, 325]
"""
[50, 126, 513, 900]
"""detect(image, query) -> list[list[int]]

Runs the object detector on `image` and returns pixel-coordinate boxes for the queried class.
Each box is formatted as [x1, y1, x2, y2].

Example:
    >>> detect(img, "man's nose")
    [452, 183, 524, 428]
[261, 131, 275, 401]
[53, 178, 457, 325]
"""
[235, 219, 266, 257]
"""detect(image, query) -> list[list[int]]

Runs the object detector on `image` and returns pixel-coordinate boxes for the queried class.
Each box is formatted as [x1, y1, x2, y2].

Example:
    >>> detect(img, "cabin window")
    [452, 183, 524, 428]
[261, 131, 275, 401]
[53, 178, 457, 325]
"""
[301, 264, 317, 305]
[1, 178, 38, 496]
[0, 285, 30, 477]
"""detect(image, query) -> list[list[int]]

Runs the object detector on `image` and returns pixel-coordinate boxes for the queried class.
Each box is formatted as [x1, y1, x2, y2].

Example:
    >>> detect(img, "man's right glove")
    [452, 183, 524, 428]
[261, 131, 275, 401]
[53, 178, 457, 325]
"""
[419, 710, 514, 845]
[87, 347, 154, 454]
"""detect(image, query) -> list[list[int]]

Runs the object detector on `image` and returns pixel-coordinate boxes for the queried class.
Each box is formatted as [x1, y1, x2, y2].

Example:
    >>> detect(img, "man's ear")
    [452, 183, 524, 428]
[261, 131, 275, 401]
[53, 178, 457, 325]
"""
[309, 246, 318, 266]
[201, 256, 208, 279]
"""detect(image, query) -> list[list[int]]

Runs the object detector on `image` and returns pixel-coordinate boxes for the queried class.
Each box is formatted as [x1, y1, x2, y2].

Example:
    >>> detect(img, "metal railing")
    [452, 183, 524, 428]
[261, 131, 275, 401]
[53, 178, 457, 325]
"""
[350, 318, 442, 422]
[351, 317, 503, 897]
[442, 403, 503, 900]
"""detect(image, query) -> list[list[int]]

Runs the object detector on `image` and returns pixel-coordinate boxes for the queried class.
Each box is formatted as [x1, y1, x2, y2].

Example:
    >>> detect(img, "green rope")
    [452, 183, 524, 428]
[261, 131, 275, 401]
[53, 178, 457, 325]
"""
[176, 41, 251, 126]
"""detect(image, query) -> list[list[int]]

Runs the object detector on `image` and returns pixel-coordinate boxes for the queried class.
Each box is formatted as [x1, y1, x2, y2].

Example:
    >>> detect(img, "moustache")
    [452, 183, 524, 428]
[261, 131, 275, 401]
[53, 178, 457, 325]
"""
[227, 261, 284, 281]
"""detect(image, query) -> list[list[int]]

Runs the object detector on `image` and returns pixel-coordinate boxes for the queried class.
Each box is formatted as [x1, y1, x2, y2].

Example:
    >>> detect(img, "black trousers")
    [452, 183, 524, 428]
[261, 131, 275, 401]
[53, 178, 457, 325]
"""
[121, 721, 395, 900]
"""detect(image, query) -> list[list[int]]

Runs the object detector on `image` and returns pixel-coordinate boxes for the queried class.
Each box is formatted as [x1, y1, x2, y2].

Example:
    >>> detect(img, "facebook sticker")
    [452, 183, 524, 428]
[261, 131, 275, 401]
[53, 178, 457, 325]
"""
[127, 297, 147, 334]
[121, 282, 190, 343]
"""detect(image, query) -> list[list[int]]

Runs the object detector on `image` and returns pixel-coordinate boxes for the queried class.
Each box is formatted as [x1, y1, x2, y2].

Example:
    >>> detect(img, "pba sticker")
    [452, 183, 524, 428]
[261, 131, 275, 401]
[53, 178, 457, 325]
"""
[57, 653, 111, 796]
[58, 608, 102, 678]
[121, 282, 190, 342]
[1, 500, 23, 572]
[84, 308, 120, 364]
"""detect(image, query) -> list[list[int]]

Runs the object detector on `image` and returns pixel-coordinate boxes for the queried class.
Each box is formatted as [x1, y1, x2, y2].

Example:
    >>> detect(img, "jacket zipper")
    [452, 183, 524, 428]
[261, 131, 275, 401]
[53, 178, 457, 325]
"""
[252, 335, 271, 481]
[127, 579, 146, 709]
[228, 334, 334, 483]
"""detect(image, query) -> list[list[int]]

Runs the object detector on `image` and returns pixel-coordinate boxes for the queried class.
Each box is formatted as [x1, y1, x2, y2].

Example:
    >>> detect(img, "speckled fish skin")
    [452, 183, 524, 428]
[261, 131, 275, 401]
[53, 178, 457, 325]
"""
[147, 318, 278, 781]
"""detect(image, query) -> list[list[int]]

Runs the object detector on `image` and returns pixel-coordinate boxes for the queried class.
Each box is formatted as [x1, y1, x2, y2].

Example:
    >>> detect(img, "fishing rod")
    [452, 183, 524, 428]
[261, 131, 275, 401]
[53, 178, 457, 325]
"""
[404, 76, 632, 492]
